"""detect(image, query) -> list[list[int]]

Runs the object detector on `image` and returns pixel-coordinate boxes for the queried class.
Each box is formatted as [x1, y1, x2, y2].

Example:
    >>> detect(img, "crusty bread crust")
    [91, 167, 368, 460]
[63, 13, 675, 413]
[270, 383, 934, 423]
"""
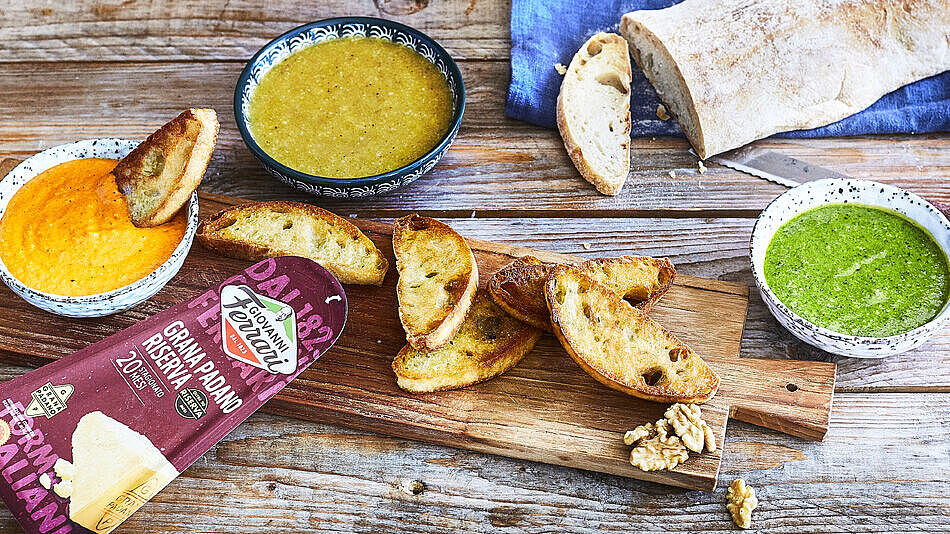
[115, 108, 219, 227]
[545, 266, 718, 404]
[488, 255, 676, 332]
[196, 201, 389, 285]
[556, 32, 632, 195]
[393, 214, 478, 352]
[392, 291, 542, 392]
[486, 256, 551, 330]
[621, 0, 950, 158]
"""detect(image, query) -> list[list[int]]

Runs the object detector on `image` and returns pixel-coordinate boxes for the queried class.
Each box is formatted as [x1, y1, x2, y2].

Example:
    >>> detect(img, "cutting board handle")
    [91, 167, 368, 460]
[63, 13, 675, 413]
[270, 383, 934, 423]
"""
[716, 357, 836, 441]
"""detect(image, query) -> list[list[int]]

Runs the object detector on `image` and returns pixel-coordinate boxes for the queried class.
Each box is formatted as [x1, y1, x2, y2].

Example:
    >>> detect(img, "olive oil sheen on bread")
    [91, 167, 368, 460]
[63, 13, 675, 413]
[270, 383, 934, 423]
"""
[248, 36, 454, 179]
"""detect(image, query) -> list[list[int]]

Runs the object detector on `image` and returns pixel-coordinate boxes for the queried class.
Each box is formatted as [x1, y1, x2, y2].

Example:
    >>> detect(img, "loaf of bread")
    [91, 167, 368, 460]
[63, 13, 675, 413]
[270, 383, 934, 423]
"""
[621, 0, 950, 159]
[557, 33, 632, 195]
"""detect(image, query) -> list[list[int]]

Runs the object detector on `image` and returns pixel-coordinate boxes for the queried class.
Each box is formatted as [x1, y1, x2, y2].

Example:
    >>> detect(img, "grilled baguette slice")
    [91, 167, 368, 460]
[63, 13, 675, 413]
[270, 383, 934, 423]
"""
[393, 214, 478, 351]
[488, 255, 675, 331]
[196, 201, 388, 285]
[393, 290, 542, 392]
[546, 266, 718, 403]
[557, 32, 632, 195]
[115, 108, 219, 227]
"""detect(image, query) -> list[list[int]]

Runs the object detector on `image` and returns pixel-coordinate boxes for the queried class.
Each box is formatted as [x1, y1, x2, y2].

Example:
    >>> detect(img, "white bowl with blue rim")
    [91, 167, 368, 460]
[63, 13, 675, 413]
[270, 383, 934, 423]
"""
[750, 178, 950, 358]
[234, 17, 465, 198]
[0, 138, 198, 318]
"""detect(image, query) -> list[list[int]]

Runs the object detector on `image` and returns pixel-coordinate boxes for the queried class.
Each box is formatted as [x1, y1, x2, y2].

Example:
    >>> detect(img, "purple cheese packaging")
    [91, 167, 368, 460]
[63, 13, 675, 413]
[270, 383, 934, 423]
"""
[0, 256, 347, 534]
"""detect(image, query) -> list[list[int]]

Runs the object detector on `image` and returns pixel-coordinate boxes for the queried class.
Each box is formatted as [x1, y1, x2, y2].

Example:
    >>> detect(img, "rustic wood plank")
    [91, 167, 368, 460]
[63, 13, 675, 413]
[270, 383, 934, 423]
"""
[1, 62, 947, 215]
[0, 390, 940, 533]
[0, 0, 510, 62]
[0, 202, 733, 491]
[0, 189, 839, 490]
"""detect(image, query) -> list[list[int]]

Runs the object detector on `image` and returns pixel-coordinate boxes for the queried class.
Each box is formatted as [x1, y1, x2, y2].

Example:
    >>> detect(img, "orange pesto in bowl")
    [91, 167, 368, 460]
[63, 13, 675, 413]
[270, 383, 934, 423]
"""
[0, 158, 187, 296]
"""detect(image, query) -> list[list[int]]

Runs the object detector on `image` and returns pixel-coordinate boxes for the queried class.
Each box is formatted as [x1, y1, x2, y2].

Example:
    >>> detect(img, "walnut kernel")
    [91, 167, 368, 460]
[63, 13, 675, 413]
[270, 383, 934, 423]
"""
[665, 403, 716, 453]
[726, 478, 758, 529]
[625, 418, 689, 471]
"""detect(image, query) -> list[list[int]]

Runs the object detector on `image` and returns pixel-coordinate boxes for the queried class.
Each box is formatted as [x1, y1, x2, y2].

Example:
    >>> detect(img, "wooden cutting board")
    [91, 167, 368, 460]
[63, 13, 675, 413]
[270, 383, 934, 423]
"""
[0, 161, 835, 490]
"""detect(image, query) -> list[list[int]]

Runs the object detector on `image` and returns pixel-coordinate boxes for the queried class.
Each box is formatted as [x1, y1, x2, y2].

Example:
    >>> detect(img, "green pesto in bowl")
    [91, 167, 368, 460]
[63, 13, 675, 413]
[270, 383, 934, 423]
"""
[764, 203, 950, 337]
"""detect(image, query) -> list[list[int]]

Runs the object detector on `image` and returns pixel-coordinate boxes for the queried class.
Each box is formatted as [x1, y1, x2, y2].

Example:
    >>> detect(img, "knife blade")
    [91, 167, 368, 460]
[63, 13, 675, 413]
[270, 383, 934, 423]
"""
[697, 145, 950, 219]
[705, 145, 853, 187]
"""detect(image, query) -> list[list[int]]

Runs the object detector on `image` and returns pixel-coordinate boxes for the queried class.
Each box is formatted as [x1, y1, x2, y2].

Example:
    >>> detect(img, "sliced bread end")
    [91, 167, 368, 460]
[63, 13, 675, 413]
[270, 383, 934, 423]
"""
[556, 33, 632, 196]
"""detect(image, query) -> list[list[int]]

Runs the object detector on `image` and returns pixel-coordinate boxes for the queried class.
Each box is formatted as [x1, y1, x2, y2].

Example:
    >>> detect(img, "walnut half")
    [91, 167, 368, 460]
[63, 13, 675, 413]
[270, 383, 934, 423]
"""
[726, 478, 758, 529]
[625, 419, 690, 471]
[664, 403, 716, 453]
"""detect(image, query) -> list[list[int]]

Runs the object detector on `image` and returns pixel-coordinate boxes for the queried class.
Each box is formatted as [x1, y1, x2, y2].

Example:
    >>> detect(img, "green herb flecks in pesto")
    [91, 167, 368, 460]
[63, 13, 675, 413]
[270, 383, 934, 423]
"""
[764, 203, 949, 337]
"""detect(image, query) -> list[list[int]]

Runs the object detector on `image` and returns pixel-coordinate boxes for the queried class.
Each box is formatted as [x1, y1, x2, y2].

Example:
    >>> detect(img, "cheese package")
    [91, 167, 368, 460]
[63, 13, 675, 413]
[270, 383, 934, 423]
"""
[0, 256, 347, 533]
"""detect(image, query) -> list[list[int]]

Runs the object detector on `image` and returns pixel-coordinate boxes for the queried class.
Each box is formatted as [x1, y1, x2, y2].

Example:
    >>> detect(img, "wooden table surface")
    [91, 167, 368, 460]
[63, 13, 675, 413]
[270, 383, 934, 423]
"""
[1, 1, 948, 532]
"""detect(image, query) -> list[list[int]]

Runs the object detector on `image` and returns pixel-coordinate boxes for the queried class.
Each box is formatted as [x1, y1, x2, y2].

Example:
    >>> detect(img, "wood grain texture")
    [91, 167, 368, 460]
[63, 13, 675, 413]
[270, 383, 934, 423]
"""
[0, 189, 838, 491]
[0, 389, 940, 533]
[0, 0, 510, 61]
[2, 0, 949, 527]
[0, 62, 947, 216]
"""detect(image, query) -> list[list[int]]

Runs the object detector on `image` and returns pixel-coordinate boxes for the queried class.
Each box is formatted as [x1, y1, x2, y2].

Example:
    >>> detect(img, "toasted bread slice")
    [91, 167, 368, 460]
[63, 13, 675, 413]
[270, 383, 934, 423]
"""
[488, 255, 676, 331]
[197, 201, 388, 285]
[393, 290, 542, 392]
[115, 108, 219, 227]
[545, 266, 719, 403]
[393, 214, 478, 351]
[557, 33, 632, 195]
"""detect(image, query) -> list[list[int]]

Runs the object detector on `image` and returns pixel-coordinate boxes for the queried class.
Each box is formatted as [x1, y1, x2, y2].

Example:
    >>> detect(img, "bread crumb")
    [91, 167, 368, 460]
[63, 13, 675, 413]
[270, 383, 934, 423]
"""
[668, 170, 676, 179]
[39, 473, 51, 490]
[401, 479, 425, 495]
[377, 339, 383, 344]
[656, 104, 670, 121]
[727, 479, 758, 529]
[348, 213, 357, 218]
[582, 243, 591, 250]
[698, 160, 707, 174]
[554, 63, 567, 75]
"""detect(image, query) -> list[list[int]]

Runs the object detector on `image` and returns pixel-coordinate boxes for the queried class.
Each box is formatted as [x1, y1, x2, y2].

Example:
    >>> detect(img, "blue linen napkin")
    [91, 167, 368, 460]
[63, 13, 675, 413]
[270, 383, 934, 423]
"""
[507, 0, 950, 138]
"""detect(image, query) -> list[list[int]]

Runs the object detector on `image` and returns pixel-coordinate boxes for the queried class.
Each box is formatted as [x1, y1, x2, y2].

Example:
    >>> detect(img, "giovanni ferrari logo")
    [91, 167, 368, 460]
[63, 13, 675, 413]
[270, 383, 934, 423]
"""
[220, 285, 298, 375]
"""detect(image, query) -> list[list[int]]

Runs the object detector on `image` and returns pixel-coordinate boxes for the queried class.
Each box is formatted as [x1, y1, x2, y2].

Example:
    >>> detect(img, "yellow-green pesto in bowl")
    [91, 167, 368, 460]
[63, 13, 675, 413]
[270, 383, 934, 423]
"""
[248, 36, 454, 179]
[764, 203, 950, 337]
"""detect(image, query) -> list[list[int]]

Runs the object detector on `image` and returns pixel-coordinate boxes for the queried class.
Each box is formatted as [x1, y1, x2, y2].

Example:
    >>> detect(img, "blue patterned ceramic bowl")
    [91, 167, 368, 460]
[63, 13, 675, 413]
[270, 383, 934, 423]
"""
[750, 179, 950, 358]
[0, 138, 198, 318]
[234, 17, 465, 198]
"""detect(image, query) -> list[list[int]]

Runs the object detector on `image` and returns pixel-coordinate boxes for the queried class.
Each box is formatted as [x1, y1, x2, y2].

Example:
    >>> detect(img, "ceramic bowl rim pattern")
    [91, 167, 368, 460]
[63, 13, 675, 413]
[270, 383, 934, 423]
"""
[749, 178, 950, 357]
[0, 138, 198, 316]
[233, 16, 466, 196]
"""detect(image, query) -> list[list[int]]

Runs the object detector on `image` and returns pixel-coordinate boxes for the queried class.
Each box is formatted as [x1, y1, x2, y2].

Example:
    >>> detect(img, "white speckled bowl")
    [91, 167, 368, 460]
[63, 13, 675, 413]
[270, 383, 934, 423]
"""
[0, 138, 198, 317]
[751, 179, 950, 358]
